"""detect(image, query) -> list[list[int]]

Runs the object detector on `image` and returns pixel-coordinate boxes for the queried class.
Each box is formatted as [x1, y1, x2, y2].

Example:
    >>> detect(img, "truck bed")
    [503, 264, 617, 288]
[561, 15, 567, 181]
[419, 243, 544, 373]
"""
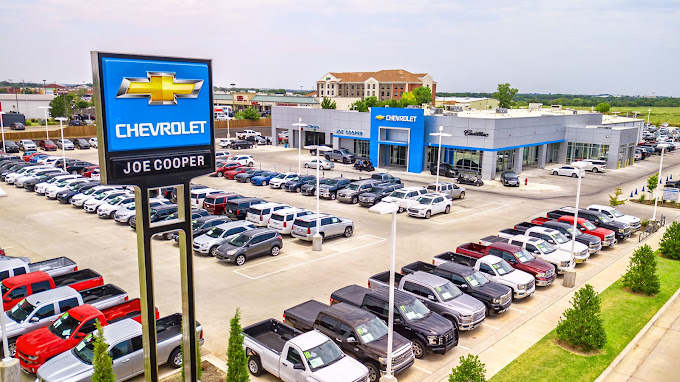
[80, 284, 127, 307]
[434, 251, 478, 267]
[530, 217, 552, 225]
[497, 228, 523, 238]
[479, 235, 509, 245]
[154, 313, 202, 343]
[455, 243, 486, 257]
[330, 284, 371, 308]
[243, 319, 301, 355]
[515, 222, 538, 230]
[53, 269, 102, 289]
[27, 257, 77, 276]
[283, 300, 328, 332]
[368, 271, 404, 290]
[101, 298, 151, 324]
[401, 261, 437, 275]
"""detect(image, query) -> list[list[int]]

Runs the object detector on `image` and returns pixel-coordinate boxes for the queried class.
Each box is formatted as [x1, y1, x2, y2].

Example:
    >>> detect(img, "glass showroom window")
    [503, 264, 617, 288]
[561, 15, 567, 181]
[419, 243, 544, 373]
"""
[567, 143, 609, 162]
[453, 149, 482, 172]
[354, 141, 370, 157]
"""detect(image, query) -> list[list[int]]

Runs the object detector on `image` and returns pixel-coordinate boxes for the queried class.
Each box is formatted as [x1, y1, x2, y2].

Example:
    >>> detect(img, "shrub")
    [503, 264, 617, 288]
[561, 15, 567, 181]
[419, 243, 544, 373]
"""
[639, 194, 646, 202]
[659, 221, 680, 260]
[556, 284, 607, 352]
[92, 319, 115, 382]
[226, 308, 249, 382]
[448, 354, 486, 382]
[647, 173, 659, 198]
[609, 187, 626, 206]
[622, 244, 660, 295]
[641, 219, 650, 228]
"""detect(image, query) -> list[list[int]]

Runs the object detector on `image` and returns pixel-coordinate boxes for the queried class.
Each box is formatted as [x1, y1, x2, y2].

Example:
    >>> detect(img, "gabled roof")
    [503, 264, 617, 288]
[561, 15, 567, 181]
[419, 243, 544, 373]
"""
[326, 69, 433, 84]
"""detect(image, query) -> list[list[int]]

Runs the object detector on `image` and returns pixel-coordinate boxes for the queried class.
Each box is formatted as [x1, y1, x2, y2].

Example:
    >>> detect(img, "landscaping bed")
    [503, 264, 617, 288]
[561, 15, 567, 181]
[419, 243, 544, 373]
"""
[162, 361, 226, 382]
[489, 255, 680, 382]
[629, 199, 680, 209]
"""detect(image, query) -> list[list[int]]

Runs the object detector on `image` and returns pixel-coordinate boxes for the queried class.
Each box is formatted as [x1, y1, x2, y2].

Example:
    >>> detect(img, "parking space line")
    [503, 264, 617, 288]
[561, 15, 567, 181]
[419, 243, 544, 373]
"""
[482, 323, 500, 330]
[233, 235, 387, 280]
[585, 260, 601, 265]
[448, 202, 498, 214]
[412, 364, 433, 374]
[433, 203, 511, 225]
[457, 345, 471, 351]
[533, 293, 550, 299]
[509, 307, 526, 313]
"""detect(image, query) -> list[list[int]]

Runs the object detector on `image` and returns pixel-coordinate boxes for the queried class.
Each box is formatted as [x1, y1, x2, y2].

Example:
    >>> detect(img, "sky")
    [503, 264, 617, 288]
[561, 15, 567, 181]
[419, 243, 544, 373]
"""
[1, 0, 679, 96]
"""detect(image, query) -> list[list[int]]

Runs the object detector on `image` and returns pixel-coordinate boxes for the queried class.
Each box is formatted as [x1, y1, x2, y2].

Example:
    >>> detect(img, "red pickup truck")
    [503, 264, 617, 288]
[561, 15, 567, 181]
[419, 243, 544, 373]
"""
[532, 216, 616, 247]
[15, 298, 157, 373]
[453, 241, 556, 286]
[1, 269, 103, 310]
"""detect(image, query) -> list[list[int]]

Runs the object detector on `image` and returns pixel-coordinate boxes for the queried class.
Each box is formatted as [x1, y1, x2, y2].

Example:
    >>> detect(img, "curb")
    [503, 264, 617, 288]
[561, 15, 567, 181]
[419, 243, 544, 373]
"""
[594, 277, 680, 382]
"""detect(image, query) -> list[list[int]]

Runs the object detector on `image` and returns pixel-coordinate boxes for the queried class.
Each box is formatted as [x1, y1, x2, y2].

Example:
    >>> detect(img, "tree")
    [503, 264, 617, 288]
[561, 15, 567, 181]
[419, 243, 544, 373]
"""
[364, 96, 380, 108]
[320, 97, 337, 109]
[412, 86, 433, 105]
[659, 221, 680, 260]
[609, 187, 626, 206]
[92, 319, 115, 382]
[595, 102, 611, 113]
[492, 83, 518, 109]
[448, 354, 486, 382]
[350, 100, 368, 112]
[76, 100, 90, 109]
[556, 284, 607, 351]
[622, 244, 660, 295]
[647, 173, 659, 199]
[235, 107, 260, 121]
[226, 308, 249, 382]
[400, 91, 418, 106]
[49, 94, 76, 118]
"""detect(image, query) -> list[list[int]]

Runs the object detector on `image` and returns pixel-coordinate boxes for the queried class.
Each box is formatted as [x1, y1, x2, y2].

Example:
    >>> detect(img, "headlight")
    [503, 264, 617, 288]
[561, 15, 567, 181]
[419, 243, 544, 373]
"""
[426, 335, 438, 345]
[378, 356, 387, 364]
[535, 272, 546, 278]
[518, 284, 526, 290]
[227, 250, 237, 255]
[28, 355, 39, 360]
[618, 228, 623, 233]
[492, 298, 501, 304]
[560, 261, 570, 267]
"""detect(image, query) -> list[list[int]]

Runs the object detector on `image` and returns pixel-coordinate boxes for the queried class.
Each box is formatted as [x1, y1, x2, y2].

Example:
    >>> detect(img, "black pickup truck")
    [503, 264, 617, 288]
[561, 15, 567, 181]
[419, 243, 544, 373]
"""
[283, 300, 414, 381]
[371, 173, 401, 184]
[318, 177, 355, 200]
[515, 221, 602, 254]
[547, 207, 630, 240]
[401, 261, 513, 315]
[330, 284, 457, 359]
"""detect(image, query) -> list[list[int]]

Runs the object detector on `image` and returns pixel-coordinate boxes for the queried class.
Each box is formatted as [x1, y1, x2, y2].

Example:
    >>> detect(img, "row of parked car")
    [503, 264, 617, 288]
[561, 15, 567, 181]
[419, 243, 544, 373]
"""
[240, 205, 642, 381]
[0, 137, 97, 154]
[0, 252, 200, 380]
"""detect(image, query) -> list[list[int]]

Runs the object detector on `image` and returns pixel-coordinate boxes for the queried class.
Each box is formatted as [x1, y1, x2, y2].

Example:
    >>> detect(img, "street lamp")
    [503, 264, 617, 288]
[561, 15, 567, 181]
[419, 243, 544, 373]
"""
[39, 106, 52, 140]
[568, 161, 587, 258]
[653, 143, 670, 221]
[292, 119, 307, 174]
[304, 144, 332, 251]
[647, 108, 651, 126]
[55, 117, 68, 170]
[429, 126, 452, 191]
[0, 112, 5, 153]
[368, 201, 399, 382]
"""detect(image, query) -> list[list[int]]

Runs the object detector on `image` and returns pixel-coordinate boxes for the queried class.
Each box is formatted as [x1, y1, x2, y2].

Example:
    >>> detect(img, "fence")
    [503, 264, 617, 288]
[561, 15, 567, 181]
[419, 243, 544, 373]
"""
[3, 125, 97, 140]
[214, 118, 271, 129]
[639, 215, 666, 242]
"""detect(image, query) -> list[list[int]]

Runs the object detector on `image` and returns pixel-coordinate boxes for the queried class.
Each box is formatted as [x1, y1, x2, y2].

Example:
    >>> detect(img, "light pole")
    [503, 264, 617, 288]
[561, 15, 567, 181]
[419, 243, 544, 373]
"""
[305, 144, 332, 251]
[39, 106, 51, 141]
[368, 201, 400, 382]
[647, 108, 651, 126]
[653, 143, 670, 221]
[569, 162, 587, 258]
[292, 118, 307, 174]
[429, 126, 452, 191]
[55, 117, 68, 170]
[0, 112, 5, 153]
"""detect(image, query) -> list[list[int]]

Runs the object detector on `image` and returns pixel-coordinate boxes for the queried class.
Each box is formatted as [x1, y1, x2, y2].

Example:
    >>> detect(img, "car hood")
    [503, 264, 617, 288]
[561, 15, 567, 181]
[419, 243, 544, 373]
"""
[37, 350, 91, 381]
[406, 201, 428, 209]
[503, 269, 534, 284]
[578, 233, 601, 243]
[2, 313, 24, 336]
[523, 258, 555, 273]
[215, 242, 244, 255]
[409, 311, 453, 336]
[618, 215, 640, 224]
[473, 281, 511, 298]
[359, 192, 380, 199]
[309, 354, 367, 381]
[541, 249, 573, 262]
[443, 293, 485, 314]
[381, 196, 402, 203]
[593, 227, 614, 236]
[193, 235, 224, 247]
[363, 333, 411, 357]
[16, 327, 64, 356]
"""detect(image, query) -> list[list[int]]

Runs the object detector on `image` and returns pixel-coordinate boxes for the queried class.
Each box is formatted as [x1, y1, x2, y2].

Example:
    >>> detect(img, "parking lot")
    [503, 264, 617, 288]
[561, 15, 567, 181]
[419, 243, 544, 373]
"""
[2, 142, 680, 381]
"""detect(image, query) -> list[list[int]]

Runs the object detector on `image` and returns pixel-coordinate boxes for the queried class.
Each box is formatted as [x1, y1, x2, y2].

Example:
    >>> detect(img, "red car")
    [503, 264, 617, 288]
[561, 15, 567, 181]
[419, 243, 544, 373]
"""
[215, 161, 242, 177]
[82, 165, 99, 178]
[223, 166, 255, 180]
[38, 139, 57, 151]
[1, 270, 103, 310]
[22, 152, 43, 162]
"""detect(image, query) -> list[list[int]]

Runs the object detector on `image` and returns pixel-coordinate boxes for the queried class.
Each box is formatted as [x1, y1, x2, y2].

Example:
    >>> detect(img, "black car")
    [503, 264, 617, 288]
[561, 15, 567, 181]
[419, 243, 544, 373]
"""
[246, 135, 271, 145]
[56, 182, 99, 204]
[170, 215, 232, 241]
[1, 141, 20, 153]
[130, 204, 179, 229]
[500, 171, 520, 187]
[73, 138, 90, 149]
[283, 175, 317, 193]
[224, 197, 266, 220]
[65, 161, 93, 175]
[69, 119, 82, 126]
[9, 123, 25, 131]
[358, 183, 405, 207]
[170, 184, 208, 203]
[0, 162, 32, 180]
[429, 162, 457, 178]
[231, 140, 253, 150]
[234, 169, 265, 183]
[301, 178, 332, 196]
[54, 158, 80, 169]
[214, 228, 283, 265]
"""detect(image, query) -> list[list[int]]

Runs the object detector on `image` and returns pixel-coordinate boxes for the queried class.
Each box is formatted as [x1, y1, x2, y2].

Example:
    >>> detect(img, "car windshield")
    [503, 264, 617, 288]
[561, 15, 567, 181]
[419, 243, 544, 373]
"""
[583, 220, 597, 230]
[597, 214, 612, 223]
[434, 281, 463, 302]
[229, 234, 250, 247]
[346, 184, 360, 191]
[354, 317, 388, 344]
[399, 299, 430, 321]
[505, 172, 517, 177]
[8, 299, 36, 323]
[94, 192, 109, 200]
[516, 249, 536, 263]
[491, 260, 514, 275]
[206, 227, 224, 238]
[610, 209, 623, 218]
[552, 232, 569, 244]
[274, 174, 285, 179]
[108, 196, 125, 204]
[417, 197, 434, 205]
[73, 333, 96, 365]
[465, 271, 489, 287]
[535, 241, 556, 254]
[302, 340, 344, 371]
[49, 312, 81, 340]
[390, 191, 407, 199]
[83, 187, 98, 195]
[326, 180, 340, 185]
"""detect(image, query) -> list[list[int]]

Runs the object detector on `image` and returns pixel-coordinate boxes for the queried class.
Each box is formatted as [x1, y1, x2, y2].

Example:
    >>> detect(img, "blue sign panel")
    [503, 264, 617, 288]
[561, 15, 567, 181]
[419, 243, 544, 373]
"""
[370, 107, 425, 173]
[100, 57, 211, 152]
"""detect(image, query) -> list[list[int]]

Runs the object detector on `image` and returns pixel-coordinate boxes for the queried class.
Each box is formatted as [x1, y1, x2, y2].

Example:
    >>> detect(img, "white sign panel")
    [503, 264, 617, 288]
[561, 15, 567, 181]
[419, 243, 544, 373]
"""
[663, 187, 679, 201]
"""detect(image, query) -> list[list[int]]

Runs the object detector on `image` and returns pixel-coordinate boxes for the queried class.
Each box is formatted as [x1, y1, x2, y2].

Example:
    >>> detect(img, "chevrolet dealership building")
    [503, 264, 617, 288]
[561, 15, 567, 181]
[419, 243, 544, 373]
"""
[271, 106, 643, 180]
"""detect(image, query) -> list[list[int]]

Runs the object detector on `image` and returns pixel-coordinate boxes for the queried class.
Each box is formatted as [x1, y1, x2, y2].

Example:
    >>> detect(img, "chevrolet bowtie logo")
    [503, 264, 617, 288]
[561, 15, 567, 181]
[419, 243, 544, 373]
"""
[375, 115, 385, 120]
[116, 72, 203, 105]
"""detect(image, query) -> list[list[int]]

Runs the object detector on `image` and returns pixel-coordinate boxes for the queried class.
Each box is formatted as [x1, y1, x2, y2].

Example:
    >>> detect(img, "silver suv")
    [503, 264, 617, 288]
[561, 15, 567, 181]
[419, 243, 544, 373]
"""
[215, 228, 283, 266]
[426, 182, 465, 199]
[336, 179, 381, 204]
[193, 221, 256, 256]
[291, 213, 354, 242]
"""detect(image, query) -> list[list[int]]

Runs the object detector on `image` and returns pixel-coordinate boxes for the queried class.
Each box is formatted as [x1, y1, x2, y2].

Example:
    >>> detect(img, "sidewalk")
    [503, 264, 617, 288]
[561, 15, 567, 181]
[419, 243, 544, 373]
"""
[422, 224, 670, 382]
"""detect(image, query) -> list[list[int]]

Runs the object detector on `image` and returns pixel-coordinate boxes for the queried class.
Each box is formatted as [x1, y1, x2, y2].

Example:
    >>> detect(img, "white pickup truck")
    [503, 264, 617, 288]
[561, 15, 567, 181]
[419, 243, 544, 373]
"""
[0, 256, 77, 282]
[499, 225, 590, 263]
[587, 204, 641, 232]
[243, 318, 369, 381]
[486, 234, 574, 274]
[237, 129, 262, 139]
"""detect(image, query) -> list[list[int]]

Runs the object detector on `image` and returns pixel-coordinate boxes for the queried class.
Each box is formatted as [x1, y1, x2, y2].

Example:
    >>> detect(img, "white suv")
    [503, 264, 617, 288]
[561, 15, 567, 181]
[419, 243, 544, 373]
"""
[269, 172, 298, 189]
[574, 160, 607, 173]
[381, 187, 428, 213]
[268, 208, 313, 235]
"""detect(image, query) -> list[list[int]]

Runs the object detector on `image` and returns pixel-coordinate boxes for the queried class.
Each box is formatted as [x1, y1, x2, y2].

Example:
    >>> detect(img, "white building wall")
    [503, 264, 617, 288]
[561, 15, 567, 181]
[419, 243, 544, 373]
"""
[0, 95, 54, 119]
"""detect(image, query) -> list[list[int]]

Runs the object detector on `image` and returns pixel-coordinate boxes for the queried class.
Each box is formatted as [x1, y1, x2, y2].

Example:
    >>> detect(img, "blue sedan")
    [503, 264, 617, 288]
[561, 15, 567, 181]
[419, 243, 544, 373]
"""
[29, 154, 50, 163]
[251, 171, 279, 186]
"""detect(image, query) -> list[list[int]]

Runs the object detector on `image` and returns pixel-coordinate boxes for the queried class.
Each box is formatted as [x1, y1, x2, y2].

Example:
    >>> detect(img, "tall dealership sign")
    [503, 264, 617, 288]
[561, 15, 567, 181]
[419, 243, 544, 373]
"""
[91, 52, 214, 381]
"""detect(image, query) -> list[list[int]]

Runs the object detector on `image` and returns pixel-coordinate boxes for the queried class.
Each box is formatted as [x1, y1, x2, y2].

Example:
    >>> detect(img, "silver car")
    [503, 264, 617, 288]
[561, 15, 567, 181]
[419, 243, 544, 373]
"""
[426, 182, 465, 199]
[291, 213, 354, 242]
[56, 139, 74, 150]
[192, 221, 256, 256]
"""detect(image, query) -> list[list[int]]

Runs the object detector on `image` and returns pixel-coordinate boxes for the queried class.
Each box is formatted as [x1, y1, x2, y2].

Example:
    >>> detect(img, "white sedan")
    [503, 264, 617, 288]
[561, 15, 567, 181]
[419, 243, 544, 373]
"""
[551, 166, 585, 178]
[304, 158, 334, 170]
[218, 139, 236, 148]
[406, 193, 452, 219]
[232, 155, 255, 167]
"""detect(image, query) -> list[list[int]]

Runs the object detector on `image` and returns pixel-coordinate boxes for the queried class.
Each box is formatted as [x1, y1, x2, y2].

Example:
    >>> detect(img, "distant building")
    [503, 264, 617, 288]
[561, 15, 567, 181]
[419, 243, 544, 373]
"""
[0, 94, 54, 119]
[435, 97, 499, 111]
[213, 93, 319, 114]
[41, 84, 68, 96]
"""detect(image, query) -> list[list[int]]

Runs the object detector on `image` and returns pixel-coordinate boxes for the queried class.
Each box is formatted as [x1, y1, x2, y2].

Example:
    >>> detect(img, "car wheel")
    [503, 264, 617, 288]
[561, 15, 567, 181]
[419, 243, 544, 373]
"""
[344, 226, 353, 238]
[164, 232, 173, 240]
[552, 171, 558, 175]
[445, 205, 451, 214]
[235, 254, 246, 266]
[366, 362, 380, 382]
[351, 196, 358, 204]
[210, 246, 219, 257]
[459, 191, 465, 199]
[425, 210, 432, 219]
[397, 207, 404, 213]
[169, 347, 182, 368]
[248, 162, 254, 167]
[296, 187, 301, 193]
[330, 192, 336, 200]
[109, 211, 115, 219]
[593, 168, 599, 173]
[248, 355, 264, 376]
[304, 163, 309, 168]
[342, 158, 348, 164]
[412, 338, 425, 359]
[430, 170, 436, 175]
[246, 178, 251, 183]
[325, 155, 331, 161]
[262, 180, 268, 186]
[217, 171, 224, 177]
[571, 173, 578, 178]
[271, 245, 281, 256]
[71, 170, 78, 175]
[320, 233, 325, 242]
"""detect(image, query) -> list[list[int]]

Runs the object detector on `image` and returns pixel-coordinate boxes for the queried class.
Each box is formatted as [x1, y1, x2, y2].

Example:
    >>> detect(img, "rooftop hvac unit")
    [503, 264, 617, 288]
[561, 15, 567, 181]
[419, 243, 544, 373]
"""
[528, 103, 543, 110]
[550, 105, 562, 110]
[496, 108, 508, 114]
[452, 106, 463, 112]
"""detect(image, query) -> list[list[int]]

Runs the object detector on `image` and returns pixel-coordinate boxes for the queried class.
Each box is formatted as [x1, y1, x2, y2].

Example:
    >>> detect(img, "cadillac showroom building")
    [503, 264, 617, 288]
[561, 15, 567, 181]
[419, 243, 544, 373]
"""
[271, 106, 643, 180]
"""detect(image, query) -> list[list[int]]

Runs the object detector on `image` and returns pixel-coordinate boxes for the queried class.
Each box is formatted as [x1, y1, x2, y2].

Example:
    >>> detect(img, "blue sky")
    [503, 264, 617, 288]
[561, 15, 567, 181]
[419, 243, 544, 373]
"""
[2, 0, 678, 96]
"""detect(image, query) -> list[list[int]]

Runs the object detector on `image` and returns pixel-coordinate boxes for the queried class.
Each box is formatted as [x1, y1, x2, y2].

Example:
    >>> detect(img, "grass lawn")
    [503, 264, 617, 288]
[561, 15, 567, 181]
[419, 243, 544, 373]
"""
[490, 255, 680, 382]
[571, 106, 680, 127]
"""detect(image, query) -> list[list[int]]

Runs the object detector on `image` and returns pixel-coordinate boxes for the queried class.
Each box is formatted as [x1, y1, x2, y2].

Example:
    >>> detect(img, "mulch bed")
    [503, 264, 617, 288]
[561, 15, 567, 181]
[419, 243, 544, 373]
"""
[162, 361, 226, 382]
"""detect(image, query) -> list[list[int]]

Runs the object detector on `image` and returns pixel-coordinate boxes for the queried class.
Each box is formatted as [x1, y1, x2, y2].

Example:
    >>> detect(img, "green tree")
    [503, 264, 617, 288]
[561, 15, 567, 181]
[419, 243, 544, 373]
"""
[492, 83, 518, 109]
[364, 96, 380, 108]
[448, 354, 486, 382]
[92, 319, 115, 382]
[556, 284, 607, 351]
[595, 102, 611, 113]
[622, 244, 660, 295]
[412, 86, 433, 105]
[235, 107, 260, 121]
[226, 308, 249, 382]
[609, 187, 626, 206]
[400, 91, 418, 106]
[76, 100, 90, 109]
[350, 100, 368, 112]
[659, 221, 680, 260]
[48, 94, 76, 118]
[320, 97, 337, 109]
[647, 173, 659, 199]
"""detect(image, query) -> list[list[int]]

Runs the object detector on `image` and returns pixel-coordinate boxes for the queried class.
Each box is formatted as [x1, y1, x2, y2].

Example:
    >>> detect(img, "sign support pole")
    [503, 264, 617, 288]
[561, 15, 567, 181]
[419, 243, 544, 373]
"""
[178, 183, 199, 382]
